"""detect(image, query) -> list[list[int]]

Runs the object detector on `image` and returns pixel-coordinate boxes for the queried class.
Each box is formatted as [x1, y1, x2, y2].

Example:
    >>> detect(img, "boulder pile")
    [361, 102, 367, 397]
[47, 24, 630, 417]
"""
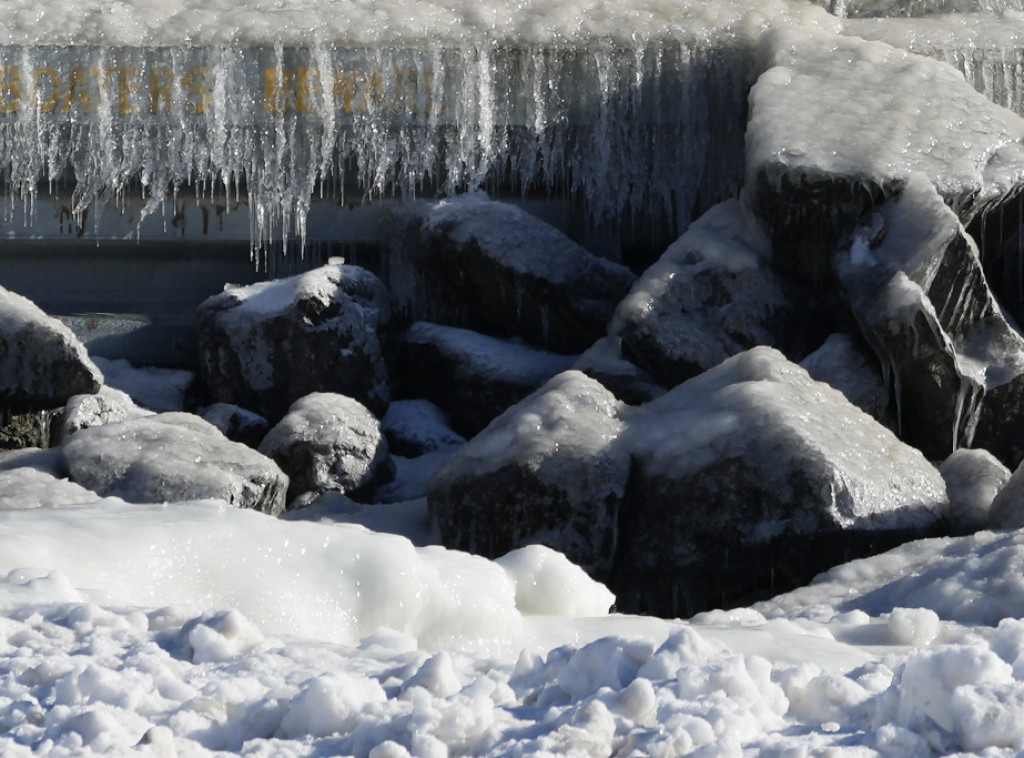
[10, 23, 1024, 615]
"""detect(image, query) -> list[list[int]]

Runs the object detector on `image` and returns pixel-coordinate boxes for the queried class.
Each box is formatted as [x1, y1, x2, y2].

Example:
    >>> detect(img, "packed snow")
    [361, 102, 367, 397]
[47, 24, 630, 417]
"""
[3, 369, 1024, 756]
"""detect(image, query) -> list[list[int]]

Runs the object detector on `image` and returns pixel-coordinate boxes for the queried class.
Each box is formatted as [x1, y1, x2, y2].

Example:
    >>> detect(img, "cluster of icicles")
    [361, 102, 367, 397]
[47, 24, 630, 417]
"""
[0, 42, 751, 266]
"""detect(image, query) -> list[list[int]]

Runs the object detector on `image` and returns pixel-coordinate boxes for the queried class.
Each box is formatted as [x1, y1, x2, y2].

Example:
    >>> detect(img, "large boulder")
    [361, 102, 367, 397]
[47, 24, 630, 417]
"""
[746, 26, 1024, 283]
[384, 196, 637, 353]
[428, 370, 631, 577]
[0, 285, 102, 411]
[610, 199, 827, 388]
[391, 321, 576, 438]
[60, 413, 289, 515]
[835, 173, 1024, 463]
[258, 392, 393, 505]
[618, 347, 948, 615]
[197, 263, 390, 421]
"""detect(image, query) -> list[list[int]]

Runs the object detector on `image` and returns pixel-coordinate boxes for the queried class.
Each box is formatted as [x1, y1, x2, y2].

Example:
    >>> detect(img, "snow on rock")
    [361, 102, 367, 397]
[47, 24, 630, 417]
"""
[800, 333, 892, 424]
[392, 321, 576, 437]
[495, 544, 615, 616]
[986, 455, 1024, 528]
[941, 448, 1011, 532]
[60, 413, 289, 515]
[197, 263, 391, 422]
[258, 392, 393, 506]
[835, 172, 1024, 464]
[757, 528, 1024, 626]
[380, 399, 466, 457]
[620, 346, 949, 615]
[746, 24, 1024, 282]
[54, 385, 153, 445]
[610, 199, 828, 388]
[384, 197, 637, 353]
[428, 370, 630, 576]
[0, 285, 102, 412]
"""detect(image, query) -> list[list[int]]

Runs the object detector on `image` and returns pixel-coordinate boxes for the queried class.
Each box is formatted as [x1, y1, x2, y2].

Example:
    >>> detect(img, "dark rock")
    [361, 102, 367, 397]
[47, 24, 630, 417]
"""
[835, 173, 1024, 463]
[616, 347, 948, 616]
[381, 399, 465, 458]
[746, 27, 1024, 284]
[60, 413, 289, 515]
[0, 408, 61, 450]
[258, 392, 393, 506]
[571, 337, 665, 405]
[610, 199, 828, 388]
[197, 263, 390, 422]
[199, 403, 270, 448]
[383, 196, 637, 353]
[428, 370, 630, 577]
[391, 322, 576, 438]
[0, 285, 103, 411]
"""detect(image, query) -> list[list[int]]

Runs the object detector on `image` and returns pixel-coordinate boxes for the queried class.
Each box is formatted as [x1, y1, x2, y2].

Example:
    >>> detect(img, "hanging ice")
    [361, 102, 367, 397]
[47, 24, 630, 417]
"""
[0, 0, 845, 263]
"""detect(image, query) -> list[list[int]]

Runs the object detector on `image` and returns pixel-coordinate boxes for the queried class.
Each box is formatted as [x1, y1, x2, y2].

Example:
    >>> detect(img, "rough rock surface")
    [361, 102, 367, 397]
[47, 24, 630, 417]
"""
[746, 26, 1024, 283]
[258, 392, 393, 505]
[618, 347, 949, 615]
[391, 322, 576, 438]
[197, 263, 390, 422]
[428, 371, 631, 577]
[0, 285, 103, 411]
[384, 196, 637, 353]
[611, 200, 827, 388]
[55, 386, 154, 444]
[60, 413, 288, 515]
[835, 174, 1024, 463]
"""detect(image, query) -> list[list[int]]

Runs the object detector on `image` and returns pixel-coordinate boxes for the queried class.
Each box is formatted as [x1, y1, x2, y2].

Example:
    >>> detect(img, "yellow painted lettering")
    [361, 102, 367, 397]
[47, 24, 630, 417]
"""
[115, 67, 141, 115]
[181, 67, 210, 114]
[0, 66, 20, 114]
[148, 67, 174, 114]
[32, 67, 59, 112]
[61, 66, 93, 114]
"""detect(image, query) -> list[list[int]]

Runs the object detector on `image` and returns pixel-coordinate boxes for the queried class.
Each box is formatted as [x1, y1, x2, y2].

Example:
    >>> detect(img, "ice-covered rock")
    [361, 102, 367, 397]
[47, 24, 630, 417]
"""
[746, 26, 1024, 283]
[385, 197, 637, 353]
[610, 200, 827, 388]
[800, 333, 892, 424]
[986, 456, 1024, 528]
[619, 347, 949, 615]
[55, 386, 153, 444]
[835, 173, 1024, 463]
[381, 399, 466, 457]
[60, 413, 289, 515]
[198, 403, 270, 448]
[428, 370, 630, 576]
[391, 322, 576, 437]
[258, 392, 393, 505]
[940, 448, 1011, 532]
[571, 337, 666, 405]
[197, 263, 390, 421]
[0, 285, 102, 411]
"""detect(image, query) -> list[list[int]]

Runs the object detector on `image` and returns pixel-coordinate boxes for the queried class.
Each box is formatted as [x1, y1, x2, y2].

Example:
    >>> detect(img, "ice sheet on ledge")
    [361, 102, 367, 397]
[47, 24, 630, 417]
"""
[0, 0, 839, 47]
